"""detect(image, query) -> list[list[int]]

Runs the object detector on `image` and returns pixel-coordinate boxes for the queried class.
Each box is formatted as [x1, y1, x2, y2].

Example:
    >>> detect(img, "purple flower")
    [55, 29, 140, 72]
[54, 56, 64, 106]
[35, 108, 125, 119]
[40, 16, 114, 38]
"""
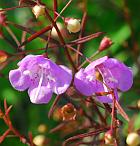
[9, 55, 72, 104]
[74, 56, 133, 103]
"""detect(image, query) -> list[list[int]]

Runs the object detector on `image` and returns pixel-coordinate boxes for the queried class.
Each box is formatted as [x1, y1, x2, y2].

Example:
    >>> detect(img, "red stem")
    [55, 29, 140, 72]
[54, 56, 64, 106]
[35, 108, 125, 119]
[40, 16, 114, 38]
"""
[48, 95, 61, 119]
[0, 129, 11, 143]
[111, 91, 117, 135]
[45, 8, 77, 71]
[76, 12, 87, 66]
[63, 127, 109, 146]
[53, 0, 58, 18]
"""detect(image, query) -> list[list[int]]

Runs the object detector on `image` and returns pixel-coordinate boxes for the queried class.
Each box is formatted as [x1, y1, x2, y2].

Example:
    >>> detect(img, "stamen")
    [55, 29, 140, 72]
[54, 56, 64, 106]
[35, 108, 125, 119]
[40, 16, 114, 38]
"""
[34, 68, 44, 101]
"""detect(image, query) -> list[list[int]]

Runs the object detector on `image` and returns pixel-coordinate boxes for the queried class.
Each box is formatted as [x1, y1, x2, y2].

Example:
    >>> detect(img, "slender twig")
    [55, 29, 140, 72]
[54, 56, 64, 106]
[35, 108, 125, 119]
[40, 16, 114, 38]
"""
[63, 127, 109, 146]
[0, 6, 31, 12]
[59, 0, 73, 16]
[49, 122, 68, 133]
[111, 91, 116, 133]
[78, 50, 99, 69]
[53, 0, 58, 18]
[122, 0, 139, 57]
[0, 129, 11, 143]
[21, 31, 27, 50]
[76, 12, 87, 66]
[6, 21, 58, 43]
[0, 100, 31, 145]
[5, 26, 20, 47]
[45, 8, 77, 71]
[66, 45, 91, 63]
[18, 25, 52, 47]
[2, 34, 18, 50]
[48, 95, 61, 119]
[69, 32, 104, 45]
[91, 99, 107, 125]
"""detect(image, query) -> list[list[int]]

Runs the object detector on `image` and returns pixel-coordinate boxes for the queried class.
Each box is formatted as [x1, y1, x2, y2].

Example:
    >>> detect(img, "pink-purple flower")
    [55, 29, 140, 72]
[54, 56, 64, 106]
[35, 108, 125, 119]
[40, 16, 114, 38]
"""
[74, 56, 133, 103]
[9, 55, 72, 104]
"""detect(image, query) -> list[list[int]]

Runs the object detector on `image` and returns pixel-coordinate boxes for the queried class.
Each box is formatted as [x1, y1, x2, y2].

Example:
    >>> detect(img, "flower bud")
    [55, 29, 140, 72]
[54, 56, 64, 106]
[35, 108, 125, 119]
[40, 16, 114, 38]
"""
[32, 5, 45, 18]
[33, 135, 46, 146]
[0, 8, 7, 26]
[126, 132, 140, 146]
[60, 103, 77, 121]
[65, 18, 81, 33]
[98, 36, 113, 52]
[0, 50, 8, 63]
[104, 130, 114, 145]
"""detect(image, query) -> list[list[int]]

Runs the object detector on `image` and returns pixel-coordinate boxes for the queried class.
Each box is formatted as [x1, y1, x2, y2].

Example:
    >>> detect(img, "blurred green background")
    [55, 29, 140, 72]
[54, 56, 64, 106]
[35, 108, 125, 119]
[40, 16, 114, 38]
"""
[0, 0, 140, 146]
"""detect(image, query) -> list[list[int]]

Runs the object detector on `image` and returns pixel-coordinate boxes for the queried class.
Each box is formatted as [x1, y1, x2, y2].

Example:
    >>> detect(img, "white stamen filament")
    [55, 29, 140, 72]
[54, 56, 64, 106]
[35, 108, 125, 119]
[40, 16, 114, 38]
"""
[34, 68, 44, 101]
[98, 66, 118, 84]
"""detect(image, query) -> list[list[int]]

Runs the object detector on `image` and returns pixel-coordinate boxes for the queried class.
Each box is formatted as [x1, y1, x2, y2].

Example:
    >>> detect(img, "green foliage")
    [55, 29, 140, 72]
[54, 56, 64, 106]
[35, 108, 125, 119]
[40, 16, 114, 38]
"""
[0, 0, 140, 146]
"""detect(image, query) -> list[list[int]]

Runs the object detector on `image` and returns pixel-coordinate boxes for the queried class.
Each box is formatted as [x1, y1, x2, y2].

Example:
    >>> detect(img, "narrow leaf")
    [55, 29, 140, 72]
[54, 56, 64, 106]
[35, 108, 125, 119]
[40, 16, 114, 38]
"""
[69, 32, 104, 45]
[115, 100, 130, 122]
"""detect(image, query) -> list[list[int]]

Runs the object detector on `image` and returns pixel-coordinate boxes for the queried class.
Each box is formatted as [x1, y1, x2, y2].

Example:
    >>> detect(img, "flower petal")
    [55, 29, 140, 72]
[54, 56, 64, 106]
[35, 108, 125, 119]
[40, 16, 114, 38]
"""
[74, 69, 103, 96]
[53, 65, 72, 94]
[18, 54, 35, 67]
[9, 69, 30, 91]
[28, 85, 53, 104]
[96, 85, 119, 103]
[85, 56, 108, 72]
[102, 58, 133, 91]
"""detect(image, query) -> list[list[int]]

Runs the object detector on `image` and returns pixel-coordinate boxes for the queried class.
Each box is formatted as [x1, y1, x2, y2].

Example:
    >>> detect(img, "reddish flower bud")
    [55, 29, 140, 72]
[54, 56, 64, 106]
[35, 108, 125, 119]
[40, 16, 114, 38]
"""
[98, 36, 113, 52]
[0, 9, 7, 26]
[0, 50, 9, 63]
[60, 103, 77, 121]
[65, 18, 81, 33]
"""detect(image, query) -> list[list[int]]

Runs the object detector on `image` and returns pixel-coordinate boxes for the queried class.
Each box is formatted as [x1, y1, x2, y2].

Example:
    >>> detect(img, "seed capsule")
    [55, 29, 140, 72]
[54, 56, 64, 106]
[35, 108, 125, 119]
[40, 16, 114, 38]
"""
[126, 132, 140, 146]
[33, 135, 46, 146]
[60, 103, 77, 121]
[32, 5, 45, 18]
[66, 18, 81, 33]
